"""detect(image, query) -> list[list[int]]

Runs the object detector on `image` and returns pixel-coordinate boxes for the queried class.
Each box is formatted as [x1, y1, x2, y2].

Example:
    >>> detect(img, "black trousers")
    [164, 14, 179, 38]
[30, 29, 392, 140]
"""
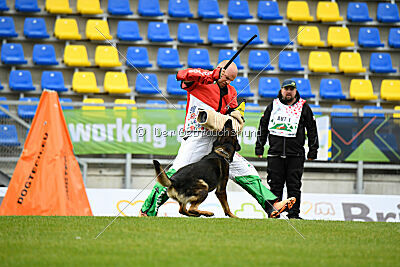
[267, 156, 304, 217]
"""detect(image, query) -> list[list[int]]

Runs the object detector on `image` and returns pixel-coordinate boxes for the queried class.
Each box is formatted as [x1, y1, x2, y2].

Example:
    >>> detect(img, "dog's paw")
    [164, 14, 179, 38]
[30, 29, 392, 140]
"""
[201, 211, 214, 217]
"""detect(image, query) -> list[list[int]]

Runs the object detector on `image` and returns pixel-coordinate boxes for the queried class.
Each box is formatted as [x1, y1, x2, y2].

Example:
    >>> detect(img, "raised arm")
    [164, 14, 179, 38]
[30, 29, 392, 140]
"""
[176, 68, 222, 89]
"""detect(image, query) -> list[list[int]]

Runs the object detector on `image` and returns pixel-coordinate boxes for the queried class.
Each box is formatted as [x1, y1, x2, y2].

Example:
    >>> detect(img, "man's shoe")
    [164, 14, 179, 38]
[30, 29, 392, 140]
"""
[270, 197, 296, 218]
[288, 215, 303, 220]
[139, 210, 148, 217]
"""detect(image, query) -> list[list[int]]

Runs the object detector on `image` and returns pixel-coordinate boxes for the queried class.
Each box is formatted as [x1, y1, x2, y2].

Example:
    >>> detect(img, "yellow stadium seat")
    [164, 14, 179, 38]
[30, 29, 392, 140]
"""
[349, 79, 377, 100]
[394, 106, 400, 119]
[297, 26, 325, 47]
[95, 46, 121, 67]
[287, 1, 314, 21]
[308, 51, 336, 72]
[381, 80, 400, 101]
[54, 18, 81, 40]
[64, 45, 91, 67]
[338, 52, 366, 73]
[82, 98, 105, 110]
[114, 99, 137, 110]
[316, 1, 343, 22]
[86, 20, 112, 40]
[45, 0, 72, 14]
[77, 0, 103, 14]
[72, 72, 100, 93]
[327, 27, 354, 47]
[104, 72, 131, 94]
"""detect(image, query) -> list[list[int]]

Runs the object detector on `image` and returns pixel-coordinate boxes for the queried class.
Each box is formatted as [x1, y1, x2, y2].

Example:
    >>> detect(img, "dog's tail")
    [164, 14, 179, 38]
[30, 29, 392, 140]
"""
[153, 160, 171, 187]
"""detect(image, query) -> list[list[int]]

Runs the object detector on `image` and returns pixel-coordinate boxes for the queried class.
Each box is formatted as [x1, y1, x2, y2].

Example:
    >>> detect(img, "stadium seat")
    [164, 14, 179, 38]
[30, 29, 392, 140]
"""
[231, 77, 254, 97]
[95, 46, 121, 67]
[16, 0, 40, 12]
[245, 103, 260, 113]
[267, 25, 292, 46]
[394, 106, 400, 119]
[32, 44, 58, 65]
[319, 79, 346, 99]
[308, 104, 322, 116]
[349, 79, 377, 100]
[380, 80, 400, 101]
[63, 45, 91, 67]
[114, 99, 137, 110]
[316, 1, 343, 22]
[187, 48, 213, 69]
[146, 100, 166, 109]
[388, 28, 400, 48]
[248, 50, 274, 71]
[218, 50, 244, 69]
[238, 25, 263, 45]
[169, 0, 193, 18]
[166, 74, 186, 95]
[54, 18, 81, 40]
[363, 106, 384, 118]
[177, 100, 187, 110]
[117, 21, 142, 41]
[126, 47, 152, 68]
[327, 27, 354, 47]
[9, 70, 35, 91]
[0, 17, 18, 37]
[77, 0, 102, 14]
[148, 22, 173, 42]
[41, 71, 67, 92]
[104, 72, 131, 94]
[0, 79, 3, 90]
[108, 0, 133, 15]
[338, 52, 366, 73]
[0, 97, 10, 118]
[177, 23, 203, 43]
[72, 72, 100, 93]
[138, 0, 163, 16]
[208, 24, 232, 44]
[60, 98, 73, 110]
[82, 98, 105, 110]
[135, 74, 160, 94]
[286, 1, 313, 21]
[347, 2, 372, 22]
[331, 105, 353, 118]
[1, 43, 27, 65]
[308, 51, 336, 73]
[257, 1, 283, 20]
[228, 0, 253, 19]
[258, 77, 280, 98]
[18, 97, 38, 119]
[0, 0, 9, 11]
[157, 48, 183, 69]
[291, 78, 315, 98]
[370, 53, 396, 73]
[198, 0, 223, 18]
[297, 26, 325, 47]
[45, 0, 72, 13]
[86, 20, 112, 40]
[0, 125, 20, 146]
[278, 51, 304, 71]
[24, 18, 49, 39]
[377, 3, 400, 23]
[358, 28, 384, 47]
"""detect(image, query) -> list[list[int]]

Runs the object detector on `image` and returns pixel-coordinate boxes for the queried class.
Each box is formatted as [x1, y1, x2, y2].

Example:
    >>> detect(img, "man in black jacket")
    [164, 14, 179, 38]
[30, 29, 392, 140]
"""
[255, 79, 319, 219]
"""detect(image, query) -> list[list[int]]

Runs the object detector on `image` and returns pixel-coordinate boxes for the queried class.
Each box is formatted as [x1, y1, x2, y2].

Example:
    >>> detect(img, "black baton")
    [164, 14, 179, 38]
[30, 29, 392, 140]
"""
[224, 34, 257, 70]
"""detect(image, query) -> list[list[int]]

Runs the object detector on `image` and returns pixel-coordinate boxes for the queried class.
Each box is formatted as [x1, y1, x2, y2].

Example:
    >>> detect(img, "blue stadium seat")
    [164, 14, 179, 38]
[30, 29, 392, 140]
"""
[279, 52, 304, 71]
[208, 24, 232, 44]
[32, 44, 58, 65]
[0, 17, 18, 37]
[1, 43, 27, 65]
[126, 47, 152, 68]
[108, 0, 133, 15]
[258, 77, 280, 98]
[9, 70, 35, 91]
[60, 98, 73, 110]
[308, 104, 322, 116]
[177, 23, 203, 43]
[246, 103, 260, 113]
[198, 0, 223, 18]
[237, 25, 263, 45]
[388, 28, 400, 48]
[41, 71, 67, 92]
[15, 0, 40, 12]
[377, 3, 400, 23]
[0, 125, 20, 146]
[138, 0, 163, 16]
[291, 78, 315, 98]
[363, 106, 384, 117]
[148, 22, 173, 42]
[231, 77, 254, 97]
[258, 1, 283, 20]
[157, 48, 183, 68]
[117, 21, 142, 41]
[331, 104, 353, 117]
[370, 53, 396, 73]
[24, 18, 49, 39]
[228, 0, 253, 19]
[187, 48, 213, 69]
[18, 97, 39, 119]
[248, 50, 274, 71]
[347, 2, 372, 22]
[358, 28, 384, 47]
[268, 25, 292, 46]
[166, 74, 186, 95]
[0, 0, 9, 11]
[319, 79, 346, 99]
[0, 78, 3, 89]
[169, 0, 193, 18]
[135, 73, 160, 94]
[146, 100, 166, 109]
[218, 49, 243, 69]
[0, 97, 10, 118]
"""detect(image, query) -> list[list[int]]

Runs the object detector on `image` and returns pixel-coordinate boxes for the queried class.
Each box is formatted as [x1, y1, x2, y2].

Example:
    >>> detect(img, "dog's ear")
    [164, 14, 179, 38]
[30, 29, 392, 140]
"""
[235, 140, 241, 151]
[223, 119, 233, 133]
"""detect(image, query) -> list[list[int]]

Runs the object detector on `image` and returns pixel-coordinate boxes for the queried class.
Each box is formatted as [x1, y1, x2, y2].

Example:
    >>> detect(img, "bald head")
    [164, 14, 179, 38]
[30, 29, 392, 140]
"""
[216, 60, 238, 88]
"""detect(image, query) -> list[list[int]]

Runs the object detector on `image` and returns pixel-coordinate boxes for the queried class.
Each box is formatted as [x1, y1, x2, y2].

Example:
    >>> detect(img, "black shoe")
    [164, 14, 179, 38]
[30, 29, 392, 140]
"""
[288, 215, 303, 220]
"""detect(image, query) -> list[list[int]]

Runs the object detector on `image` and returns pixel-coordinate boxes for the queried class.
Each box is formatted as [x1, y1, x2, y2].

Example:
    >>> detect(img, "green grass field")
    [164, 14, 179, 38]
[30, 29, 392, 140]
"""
[0, 216, 399, 266]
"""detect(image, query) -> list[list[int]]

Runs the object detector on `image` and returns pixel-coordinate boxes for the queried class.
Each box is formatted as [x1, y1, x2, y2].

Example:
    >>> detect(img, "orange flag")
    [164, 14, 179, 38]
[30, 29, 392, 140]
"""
[0, 90, 92, 215]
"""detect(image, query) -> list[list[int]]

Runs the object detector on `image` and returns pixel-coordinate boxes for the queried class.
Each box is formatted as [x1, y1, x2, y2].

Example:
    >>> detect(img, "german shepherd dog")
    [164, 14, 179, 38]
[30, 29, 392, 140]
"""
[153, 120, 240, 218]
